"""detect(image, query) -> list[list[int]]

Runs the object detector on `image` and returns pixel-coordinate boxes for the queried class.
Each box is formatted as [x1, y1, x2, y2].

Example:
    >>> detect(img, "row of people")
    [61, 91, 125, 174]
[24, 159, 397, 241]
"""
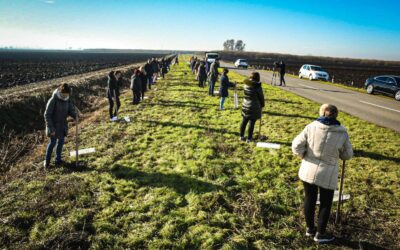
[44, 56, 175, 167]
[189, 59, 353, 242]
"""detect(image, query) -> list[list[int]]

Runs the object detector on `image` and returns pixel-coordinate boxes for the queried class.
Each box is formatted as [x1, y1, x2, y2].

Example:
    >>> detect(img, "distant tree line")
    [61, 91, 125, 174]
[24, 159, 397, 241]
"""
[223, 39, 246, 51]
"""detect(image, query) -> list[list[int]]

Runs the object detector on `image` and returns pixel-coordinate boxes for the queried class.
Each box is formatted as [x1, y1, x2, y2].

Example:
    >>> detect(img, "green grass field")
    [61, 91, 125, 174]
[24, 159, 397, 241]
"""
[0, 56, 399, 249]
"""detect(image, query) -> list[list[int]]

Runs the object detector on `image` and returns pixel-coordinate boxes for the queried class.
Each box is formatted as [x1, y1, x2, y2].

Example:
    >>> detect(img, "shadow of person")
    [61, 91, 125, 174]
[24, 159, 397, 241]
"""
[111, 164, 221, 195]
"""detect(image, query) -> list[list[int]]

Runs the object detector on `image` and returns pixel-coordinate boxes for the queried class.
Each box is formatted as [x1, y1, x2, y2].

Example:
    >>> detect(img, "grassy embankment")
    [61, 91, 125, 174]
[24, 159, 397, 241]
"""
[0, 56, 399, 249]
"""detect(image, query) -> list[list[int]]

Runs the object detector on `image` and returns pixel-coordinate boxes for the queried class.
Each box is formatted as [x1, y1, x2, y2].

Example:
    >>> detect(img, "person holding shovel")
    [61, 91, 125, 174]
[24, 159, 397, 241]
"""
[208, 58, 220, 96]
[218, 68, 236, 110]
[130, 68, 142, 105]
[107, 71, 121, 122]
[239, 72, 264, 142]
[291, 104, 353, 243]
[44, 83, 77, 168]
[197, 61, 207, 87]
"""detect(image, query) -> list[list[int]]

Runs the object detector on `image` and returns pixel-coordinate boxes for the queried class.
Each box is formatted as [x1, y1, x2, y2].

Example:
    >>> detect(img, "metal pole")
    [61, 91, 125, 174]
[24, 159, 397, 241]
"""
[75, 114, 79, 167]
[335, 160, 346, 224]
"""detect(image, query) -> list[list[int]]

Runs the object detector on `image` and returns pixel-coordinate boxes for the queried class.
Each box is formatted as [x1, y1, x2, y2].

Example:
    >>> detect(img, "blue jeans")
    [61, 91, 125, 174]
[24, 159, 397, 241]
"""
[209, 79, 216, 96]
[220, 97, 226, 110]
[45, 137, 65, 164]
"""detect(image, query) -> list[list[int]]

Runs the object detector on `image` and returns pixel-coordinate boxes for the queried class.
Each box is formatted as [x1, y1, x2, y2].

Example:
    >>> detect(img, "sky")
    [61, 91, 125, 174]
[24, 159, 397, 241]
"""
[0, 0, 400, 60]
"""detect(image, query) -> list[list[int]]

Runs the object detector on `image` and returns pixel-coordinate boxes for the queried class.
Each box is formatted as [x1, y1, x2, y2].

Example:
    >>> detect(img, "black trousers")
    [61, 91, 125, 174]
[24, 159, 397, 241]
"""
[240, 116, 257, 139]
[280, 72, 286, 86]
[303, 181, 334, 234]
[108, 95, 121, 119]
[132, 90, 141, 104]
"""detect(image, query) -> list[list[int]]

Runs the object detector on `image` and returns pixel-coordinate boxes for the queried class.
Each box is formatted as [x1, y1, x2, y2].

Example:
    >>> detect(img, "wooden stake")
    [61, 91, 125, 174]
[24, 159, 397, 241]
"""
[335, 160, 346, 224]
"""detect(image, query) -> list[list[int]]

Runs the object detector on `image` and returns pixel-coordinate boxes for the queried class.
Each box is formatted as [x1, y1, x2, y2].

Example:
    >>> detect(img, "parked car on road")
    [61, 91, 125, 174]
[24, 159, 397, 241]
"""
[234, 59, 248, 68]
[299, 64, 329, 81]
[365, 75, 400, 101]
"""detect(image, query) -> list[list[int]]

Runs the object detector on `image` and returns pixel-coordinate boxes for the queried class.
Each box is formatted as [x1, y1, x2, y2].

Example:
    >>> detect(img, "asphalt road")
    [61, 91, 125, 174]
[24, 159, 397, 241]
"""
[221, 63, 400, 133]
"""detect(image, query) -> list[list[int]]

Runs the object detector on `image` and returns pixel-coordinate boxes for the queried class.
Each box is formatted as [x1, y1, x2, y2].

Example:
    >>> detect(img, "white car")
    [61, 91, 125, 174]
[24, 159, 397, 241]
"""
[299, 64, 329, 81]
[205, 52, 220, 64]
[234, 59, 248, 68]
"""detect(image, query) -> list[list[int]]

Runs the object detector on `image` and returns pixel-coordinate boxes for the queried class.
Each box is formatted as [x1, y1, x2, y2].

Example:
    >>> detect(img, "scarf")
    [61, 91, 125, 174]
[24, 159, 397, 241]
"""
[316, 116, 341, 126]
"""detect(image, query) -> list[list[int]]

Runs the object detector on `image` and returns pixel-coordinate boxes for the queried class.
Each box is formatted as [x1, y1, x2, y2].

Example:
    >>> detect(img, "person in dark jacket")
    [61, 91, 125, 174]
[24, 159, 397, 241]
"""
[151, 58, 159, 84]
[160, 58, 168, 79]
[219, 68, 236, 110]
[279, 60, 286, 86]
[240, 72, 265, 142]
[197, 61, 207, 87]
[174, 56, 179, 65]
[139, 66, 147, 100]
[144, 59, 153, 89]
[208, 59, 220, 96]
[130, 68, 142, 104]
[44, 83, 77, 167]
[107, 71, 121, 121]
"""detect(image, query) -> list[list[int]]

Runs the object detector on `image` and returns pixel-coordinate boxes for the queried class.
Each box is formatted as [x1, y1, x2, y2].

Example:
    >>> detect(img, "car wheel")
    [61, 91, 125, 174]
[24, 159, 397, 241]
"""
[366, 84, 374, 94]
[309, 75, 313, 81]
[395, 90, 400, 101]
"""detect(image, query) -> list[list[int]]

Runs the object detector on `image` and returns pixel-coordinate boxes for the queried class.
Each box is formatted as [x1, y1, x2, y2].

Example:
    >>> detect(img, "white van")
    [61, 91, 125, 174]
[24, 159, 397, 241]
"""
[205, 52, 220, 64]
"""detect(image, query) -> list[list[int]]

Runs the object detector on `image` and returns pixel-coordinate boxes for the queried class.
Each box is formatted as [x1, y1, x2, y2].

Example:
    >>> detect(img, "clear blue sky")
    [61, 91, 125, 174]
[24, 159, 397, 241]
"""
[1, 0, 399, 60]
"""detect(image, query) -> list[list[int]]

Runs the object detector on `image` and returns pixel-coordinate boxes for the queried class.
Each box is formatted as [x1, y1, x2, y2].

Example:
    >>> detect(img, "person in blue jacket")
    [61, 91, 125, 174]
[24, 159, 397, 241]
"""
[219, 68, 236, 110]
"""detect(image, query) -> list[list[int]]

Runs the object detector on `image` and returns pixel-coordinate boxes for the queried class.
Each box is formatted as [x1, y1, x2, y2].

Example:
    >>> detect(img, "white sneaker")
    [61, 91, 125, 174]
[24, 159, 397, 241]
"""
[111, 116, 118, 122]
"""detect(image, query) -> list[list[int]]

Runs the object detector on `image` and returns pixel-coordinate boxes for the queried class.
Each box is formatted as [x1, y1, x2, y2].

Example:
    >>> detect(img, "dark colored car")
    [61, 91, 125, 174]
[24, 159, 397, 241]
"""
[365, 75, 400, 101]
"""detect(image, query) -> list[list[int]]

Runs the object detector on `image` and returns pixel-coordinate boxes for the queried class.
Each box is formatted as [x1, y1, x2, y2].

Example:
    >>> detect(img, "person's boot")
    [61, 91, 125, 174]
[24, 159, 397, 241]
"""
[313, 232, 335, 243]
[239, 137, 246, 141]
[43, 160, 49, 168]
[306, 227, 316, 237]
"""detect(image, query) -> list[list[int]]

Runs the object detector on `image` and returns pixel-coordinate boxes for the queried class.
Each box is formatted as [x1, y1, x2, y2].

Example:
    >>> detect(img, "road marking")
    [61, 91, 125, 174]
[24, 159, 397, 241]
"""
[359, 100, 400, 113]
[298, 83, 319, 90]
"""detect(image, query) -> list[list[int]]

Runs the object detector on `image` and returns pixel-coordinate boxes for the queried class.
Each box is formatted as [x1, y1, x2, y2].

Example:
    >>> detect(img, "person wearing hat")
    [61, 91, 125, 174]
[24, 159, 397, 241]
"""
[218, 68, 236, 110]
[44, 83, 77, 168]
[292, 104, 353, 243]
[240, 72, 264, 142]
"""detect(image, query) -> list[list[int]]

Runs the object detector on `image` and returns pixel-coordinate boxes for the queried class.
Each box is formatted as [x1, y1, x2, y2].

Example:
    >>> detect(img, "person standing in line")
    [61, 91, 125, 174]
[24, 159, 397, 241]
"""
[144, 59, 153, 90]
[240, 72, 264, 142]
[208, 58, 220, 96]
[279, 60, 286, 86]
[107, 71, 121, 121]
[174, 56, 179, 65]
[218, 68, 236, 110]
[139, 66, 147, 101]
[151, 58, 159, 84]
[292, 104, 353, 243]
[161, 58, 168, 79]
[44, 83, 77, 168]
[197, 61, 207, 87]
[130, 68, 142, 105]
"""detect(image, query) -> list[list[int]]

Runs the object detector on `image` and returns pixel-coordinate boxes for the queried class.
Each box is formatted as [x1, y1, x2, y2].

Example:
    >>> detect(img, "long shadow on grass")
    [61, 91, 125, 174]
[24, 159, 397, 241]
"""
[151, 99, 216, 107]
[326, 238, 386, 250]
[264, 111, 315, 120]
[144, 119, 241, 136]
[268, 98, 302, 105]
[354, 149, 400, 164]
[111, 164, 221, 194]
[163, 89, 207, 94]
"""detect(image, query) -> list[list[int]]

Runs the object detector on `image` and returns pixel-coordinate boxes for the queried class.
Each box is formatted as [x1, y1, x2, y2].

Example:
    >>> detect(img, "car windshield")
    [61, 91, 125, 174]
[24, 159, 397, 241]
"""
[310, 66, 324, 71]
[207, 54, 218, 59]
[239, 59, 247, 63]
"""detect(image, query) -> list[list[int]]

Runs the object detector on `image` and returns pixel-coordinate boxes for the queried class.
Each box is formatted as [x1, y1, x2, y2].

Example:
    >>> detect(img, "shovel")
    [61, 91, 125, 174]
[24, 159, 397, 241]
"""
[335, 160, 347, 224]
[233, 83, 238, 109]
[69, 110, 95, 167]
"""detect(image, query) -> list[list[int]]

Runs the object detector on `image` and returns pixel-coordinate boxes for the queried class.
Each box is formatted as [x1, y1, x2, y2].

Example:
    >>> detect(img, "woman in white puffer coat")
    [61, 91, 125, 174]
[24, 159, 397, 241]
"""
[292, 104, 353, 243]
